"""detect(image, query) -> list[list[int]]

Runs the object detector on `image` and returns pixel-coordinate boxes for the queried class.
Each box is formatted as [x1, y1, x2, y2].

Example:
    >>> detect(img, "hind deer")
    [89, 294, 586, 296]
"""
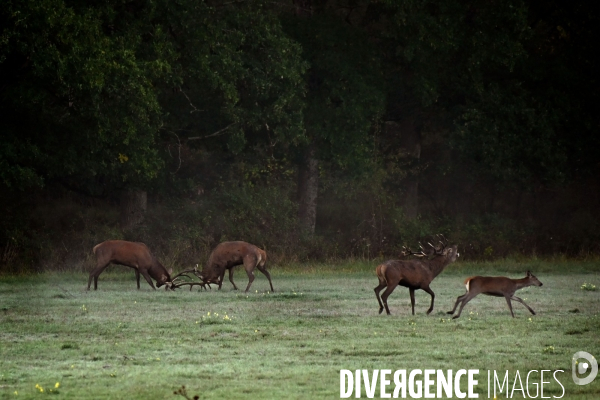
[447, 271, 543, 318]
[198, 241, 274, 292]
[374, 237, 459, 315]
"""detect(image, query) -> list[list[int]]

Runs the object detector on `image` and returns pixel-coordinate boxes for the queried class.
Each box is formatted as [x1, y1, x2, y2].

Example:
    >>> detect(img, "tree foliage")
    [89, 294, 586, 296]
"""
[282, 11, 385, 170]
[1, 0, 599, 267]
[156, 1, 307, 155]
[1, 0, 164, 192]
[375, 0, 597, 185]
[0, 0, 307, 194]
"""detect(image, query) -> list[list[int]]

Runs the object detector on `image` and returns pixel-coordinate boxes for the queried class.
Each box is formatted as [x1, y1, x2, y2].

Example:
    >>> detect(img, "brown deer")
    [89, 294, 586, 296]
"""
[87, 240, 173, 290]
[447, 271, 543, 318]
[374, 238, 459, 315]
[199, 241, 274, 292]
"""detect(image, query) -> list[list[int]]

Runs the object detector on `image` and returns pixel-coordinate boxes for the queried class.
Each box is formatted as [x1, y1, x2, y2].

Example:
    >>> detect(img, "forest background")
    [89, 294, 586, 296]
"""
[1, 0, 598, 273]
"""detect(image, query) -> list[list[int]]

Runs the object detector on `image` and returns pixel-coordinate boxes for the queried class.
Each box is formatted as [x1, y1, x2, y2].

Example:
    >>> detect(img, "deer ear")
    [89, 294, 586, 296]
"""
[526, 270, 532, 276]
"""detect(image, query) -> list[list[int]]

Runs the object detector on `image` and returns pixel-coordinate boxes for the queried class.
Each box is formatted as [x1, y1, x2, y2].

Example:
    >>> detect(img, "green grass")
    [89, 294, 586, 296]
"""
[1, 261, 600, 399]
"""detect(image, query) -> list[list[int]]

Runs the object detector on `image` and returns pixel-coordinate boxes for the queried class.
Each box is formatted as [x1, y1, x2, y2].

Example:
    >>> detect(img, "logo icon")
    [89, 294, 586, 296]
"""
[572, 351, 598, 385]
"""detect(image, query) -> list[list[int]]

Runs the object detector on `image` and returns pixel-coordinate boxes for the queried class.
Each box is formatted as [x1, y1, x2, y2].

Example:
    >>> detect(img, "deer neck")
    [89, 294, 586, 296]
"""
[514, 277, 532, 290]
[202, 264, 219, 280]
[428, 256, 450, 278]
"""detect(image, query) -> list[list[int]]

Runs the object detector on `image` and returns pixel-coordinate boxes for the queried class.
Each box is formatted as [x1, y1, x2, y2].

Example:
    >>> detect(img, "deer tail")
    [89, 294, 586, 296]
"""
[256, 252, 262, 267]
[376, 264, 388, 285]
[256, 249, 267, 267]
[92, 243, 102, 255]
[464, 276, 474, 292]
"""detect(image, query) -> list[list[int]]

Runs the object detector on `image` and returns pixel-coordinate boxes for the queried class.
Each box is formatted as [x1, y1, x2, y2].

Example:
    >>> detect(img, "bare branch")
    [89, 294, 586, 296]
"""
[188, 122, 237, 141]
[179, 88, 203, 114]
[174, 385, 200, 400]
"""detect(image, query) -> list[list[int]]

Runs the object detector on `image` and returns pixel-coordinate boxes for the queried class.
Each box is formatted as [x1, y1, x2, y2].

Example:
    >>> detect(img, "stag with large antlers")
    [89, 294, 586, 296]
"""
[88, 240, 174, 290]
[374, 236, 459, 315]
[88, 240, 211, 291]
[197, 241, 274, 292]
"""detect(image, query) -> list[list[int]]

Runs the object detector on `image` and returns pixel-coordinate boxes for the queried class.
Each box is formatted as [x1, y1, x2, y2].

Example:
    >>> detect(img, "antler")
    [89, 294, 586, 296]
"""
[171, 282, 211, 291]
[401, 244, 430, 258]
[171, 266, 201, 283]
[401, 235, 449, 258]
[169, 265, 212, 291]
[430, 234, 448, 255]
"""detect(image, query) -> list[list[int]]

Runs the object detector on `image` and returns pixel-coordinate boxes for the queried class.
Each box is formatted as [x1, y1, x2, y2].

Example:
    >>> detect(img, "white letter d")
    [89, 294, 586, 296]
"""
[341, 370, 353, 398]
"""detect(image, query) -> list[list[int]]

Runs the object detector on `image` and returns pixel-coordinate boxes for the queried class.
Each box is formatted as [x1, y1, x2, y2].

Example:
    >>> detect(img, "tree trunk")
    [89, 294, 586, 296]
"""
[386, 119, 421, 220]
[297, 143, 319, 234]
[119, 189, 147, 230]
[401, 118, 421, 220]
[293, 0, 318, 233]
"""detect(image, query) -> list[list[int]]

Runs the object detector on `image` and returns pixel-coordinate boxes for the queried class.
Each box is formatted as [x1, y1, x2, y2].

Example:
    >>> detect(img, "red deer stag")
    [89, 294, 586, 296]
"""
[87, 240, 174, 290]
[374, 238, 459, 315]
[199, 241, 274, 292]
[447, 271, 543, 318]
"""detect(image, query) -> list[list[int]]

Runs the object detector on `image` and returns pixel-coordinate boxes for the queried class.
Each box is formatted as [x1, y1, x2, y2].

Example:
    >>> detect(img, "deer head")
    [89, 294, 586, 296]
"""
[526, 270, 543, 287]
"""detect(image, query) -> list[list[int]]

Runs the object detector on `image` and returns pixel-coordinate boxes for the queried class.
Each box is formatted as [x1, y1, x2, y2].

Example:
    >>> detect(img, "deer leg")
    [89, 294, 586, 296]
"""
[447, 293, 467, 315]
[256, 265, 274, 292]
[243, 255, 264, 292]
[374, 283, 387, 314]
[452, 292, 477, 319]
[380, 284, 398, 315]
[409, 288, 416, 315]
[135, 269, 140, 289]
[243, 268, 255, 293]
[422, 286, 435, 315]
[505, 295, 515, 317]
[217, 269, 226, 290]
[511, 295, 536, 315]
[139, 270, 157, 290]
[88, 262, 111, 290]
[228, 267, 239, 290]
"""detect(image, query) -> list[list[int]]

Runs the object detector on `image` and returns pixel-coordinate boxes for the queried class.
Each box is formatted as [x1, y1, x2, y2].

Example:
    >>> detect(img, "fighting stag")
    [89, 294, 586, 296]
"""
[447, 271, 543, 318]
[198, 241, 274, 292]
[374, 236, 459, 315]
[88, 240, 213, 291]
[88, 240, 173, 290]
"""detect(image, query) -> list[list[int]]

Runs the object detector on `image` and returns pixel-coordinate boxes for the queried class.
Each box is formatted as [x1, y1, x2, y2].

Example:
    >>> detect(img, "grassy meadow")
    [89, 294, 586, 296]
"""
[1, 260, 599, 399]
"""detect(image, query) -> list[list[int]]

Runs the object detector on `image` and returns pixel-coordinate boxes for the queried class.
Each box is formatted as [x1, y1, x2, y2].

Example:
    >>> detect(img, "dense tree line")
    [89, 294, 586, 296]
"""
[1, 0, 598, 270]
